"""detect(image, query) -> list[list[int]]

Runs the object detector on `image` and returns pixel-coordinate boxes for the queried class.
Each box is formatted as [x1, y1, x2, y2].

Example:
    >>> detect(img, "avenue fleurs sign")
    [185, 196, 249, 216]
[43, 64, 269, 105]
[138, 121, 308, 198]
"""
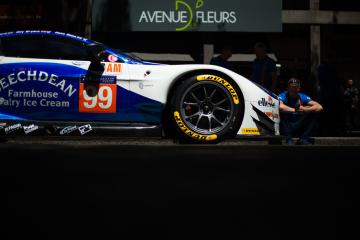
[93, 0, 282, 32]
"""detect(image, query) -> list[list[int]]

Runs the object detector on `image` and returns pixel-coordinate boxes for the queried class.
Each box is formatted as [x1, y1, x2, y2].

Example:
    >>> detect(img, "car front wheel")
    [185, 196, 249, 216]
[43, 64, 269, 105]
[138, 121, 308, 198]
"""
[170, 74, 243, 143]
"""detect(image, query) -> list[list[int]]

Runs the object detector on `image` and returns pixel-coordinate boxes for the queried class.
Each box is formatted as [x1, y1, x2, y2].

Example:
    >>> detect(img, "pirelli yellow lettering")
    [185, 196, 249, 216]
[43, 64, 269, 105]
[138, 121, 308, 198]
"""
[174, 111, 218, 141]
[196, 75, 239, 105]
[241, 128, 260, 135]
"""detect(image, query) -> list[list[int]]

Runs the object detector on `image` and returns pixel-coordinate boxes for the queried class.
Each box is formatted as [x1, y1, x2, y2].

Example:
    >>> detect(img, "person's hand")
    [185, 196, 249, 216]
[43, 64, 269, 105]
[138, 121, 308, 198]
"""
[295, 106, 307, 114]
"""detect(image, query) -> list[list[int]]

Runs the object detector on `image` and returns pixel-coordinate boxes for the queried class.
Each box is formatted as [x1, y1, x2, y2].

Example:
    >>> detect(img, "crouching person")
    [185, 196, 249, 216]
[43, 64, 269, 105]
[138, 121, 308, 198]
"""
[279, 78, 323, 145]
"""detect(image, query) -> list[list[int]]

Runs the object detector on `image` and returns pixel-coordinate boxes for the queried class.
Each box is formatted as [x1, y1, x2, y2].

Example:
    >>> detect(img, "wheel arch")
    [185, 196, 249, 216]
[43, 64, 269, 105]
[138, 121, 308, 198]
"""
[162, 69, 245, 138]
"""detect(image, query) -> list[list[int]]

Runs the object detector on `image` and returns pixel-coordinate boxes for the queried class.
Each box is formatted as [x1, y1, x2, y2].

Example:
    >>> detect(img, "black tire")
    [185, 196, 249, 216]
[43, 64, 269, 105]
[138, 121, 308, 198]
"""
[170, 74, 243, 143]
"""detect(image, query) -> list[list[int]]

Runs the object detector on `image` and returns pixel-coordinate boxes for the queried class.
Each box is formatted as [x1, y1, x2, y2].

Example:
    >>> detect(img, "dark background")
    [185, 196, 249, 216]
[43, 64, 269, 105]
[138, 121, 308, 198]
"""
[1, 0, 360, 83]
[1, 142, 360, 239]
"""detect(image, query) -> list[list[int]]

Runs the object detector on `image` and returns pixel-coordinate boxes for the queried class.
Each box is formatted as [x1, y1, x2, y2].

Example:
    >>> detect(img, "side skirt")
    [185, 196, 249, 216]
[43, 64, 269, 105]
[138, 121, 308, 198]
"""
[0, 120, 162, 137]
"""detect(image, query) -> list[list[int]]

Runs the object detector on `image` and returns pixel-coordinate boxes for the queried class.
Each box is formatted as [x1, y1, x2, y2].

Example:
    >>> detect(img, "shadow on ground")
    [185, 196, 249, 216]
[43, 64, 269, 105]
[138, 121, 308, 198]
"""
[1, 143, 360, 239]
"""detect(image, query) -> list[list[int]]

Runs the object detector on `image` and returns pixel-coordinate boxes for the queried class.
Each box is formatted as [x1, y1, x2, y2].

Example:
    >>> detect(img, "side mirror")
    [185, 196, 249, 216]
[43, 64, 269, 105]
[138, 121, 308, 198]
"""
[86, 44, 105, 73]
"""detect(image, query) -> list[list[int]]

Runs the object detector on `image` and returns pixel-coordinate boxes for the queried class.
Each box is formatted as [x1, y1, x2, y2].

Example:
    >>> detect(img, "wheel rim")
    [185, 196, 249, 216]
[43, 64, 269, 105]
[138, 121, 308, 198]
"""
[180, 81, 235, 135]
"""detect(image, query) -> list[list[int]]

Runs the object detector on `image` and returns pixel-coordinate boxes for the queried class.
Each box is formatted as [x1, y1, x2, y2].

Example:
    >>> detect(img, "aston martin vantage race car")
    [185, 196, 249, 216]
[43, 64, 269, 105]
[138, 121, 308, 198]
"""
[0, 31, 279, 143]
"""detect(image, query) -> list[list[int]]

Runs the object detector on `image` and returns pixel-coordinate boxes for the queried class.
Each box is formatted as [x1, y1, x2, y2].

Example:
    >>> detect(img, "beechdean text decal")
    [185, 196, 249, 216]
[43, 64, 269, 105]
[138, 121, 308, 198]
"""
[0, 70, 76, 97]
[0, 70, 76, 109]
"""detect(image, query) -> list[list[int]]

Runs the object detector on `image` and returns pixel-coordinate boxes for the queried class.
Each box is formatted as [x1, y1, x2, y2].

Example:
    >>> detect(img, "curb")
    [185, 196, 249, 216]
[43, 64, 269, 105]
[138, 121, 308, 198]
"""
[312, 137, 360, 146]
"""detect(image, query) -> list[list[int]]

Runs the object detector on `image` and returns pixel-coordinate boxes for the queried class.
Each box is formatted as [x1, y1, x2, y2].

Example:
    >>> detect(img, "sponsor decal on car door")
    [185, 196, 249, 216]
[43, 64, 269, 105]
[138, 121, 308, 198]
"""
[78, 62, 129, 114]
[79, 77, 117, 113]
[0, 58, 133, 121]
[0, 57, 90, 120]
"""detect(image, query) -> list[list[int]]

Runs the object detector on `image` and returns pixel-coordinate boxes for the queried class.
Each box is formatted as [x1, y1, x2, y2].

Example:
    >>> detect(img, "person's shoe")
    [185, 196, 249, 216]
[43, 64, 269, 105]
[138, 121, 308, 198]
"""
[286, 138, 295, 145]
[298, 138, 311, 145]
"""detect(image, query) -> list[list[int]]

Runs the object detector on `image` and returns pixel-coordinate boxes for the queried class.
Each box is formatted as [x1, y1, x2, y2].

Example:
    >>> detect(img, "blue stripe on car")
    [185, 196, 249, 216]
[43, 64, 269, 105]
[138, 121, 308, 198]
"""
[0, 62, 162, 123]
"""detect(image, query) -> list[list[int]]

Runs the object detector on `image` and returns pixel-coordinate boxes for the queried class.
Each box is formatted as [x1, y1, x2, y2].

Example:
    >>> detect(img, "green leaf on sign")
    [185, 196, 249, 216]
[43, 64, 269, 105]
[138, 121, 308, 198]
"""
[196, 0, 204, 9]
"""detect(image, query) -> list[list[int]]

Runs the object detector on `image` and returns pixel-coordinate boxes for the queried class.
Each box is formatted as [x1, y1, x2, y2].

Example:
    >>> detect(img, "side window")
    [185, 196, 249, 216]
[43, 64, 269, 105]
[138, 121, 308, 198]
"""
[42, 36, 90, 61]
[2, 35, 91, 61]
[2, 35, 48, 59]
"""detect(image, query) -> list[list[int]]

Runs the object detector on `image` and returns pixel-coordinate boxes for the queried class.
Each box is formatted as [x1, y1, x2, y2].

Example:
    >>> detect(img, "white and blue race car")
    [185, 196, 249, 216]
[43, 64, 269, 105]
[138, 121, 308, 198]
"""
[0, 31, 279, 143]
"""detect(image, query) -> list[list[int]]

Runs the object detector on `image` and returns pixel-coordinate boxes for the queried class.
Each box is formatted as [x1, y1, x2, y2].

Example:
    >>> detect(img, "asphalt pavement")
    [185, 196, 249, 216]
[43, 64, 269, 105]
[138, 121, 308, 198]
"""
[1, 138, 360, 239]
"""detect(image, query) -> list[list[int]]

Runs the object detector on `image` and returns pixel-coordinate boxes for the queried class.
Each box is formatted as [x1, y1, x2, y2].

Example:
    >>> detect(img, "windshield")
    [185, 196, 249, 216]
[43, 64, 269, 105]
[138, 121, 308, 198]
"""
[87, 42, 143, 64]
[106, 47, 143, 64]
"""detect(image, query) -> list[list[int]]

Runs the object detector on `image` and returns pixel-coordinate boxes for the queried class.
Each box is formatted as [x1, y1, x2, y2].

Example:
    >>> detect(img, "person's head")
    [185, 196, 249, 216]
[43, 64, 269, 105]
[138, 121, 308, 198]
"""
[347, 79, 354, 86]
[220, 45, 232, 60]
[254, 42, 267, 59]
[287, 78, 301, 97]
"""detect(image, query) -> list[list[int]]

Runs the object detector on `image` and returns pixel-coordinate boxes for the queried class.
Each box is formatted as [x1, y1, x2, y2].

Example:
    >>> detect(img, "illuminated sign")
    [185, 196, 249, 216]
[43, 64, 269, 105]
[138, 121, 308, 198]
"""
[93, 0, 282, 32]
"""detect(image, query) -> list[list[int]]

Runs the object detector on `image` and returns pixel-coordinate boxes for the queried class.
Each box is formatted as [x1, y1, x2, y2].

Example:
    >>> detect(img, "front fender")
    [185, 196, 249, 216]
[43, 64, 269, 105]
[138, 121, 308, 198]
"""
[126, 63, 280, 135]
